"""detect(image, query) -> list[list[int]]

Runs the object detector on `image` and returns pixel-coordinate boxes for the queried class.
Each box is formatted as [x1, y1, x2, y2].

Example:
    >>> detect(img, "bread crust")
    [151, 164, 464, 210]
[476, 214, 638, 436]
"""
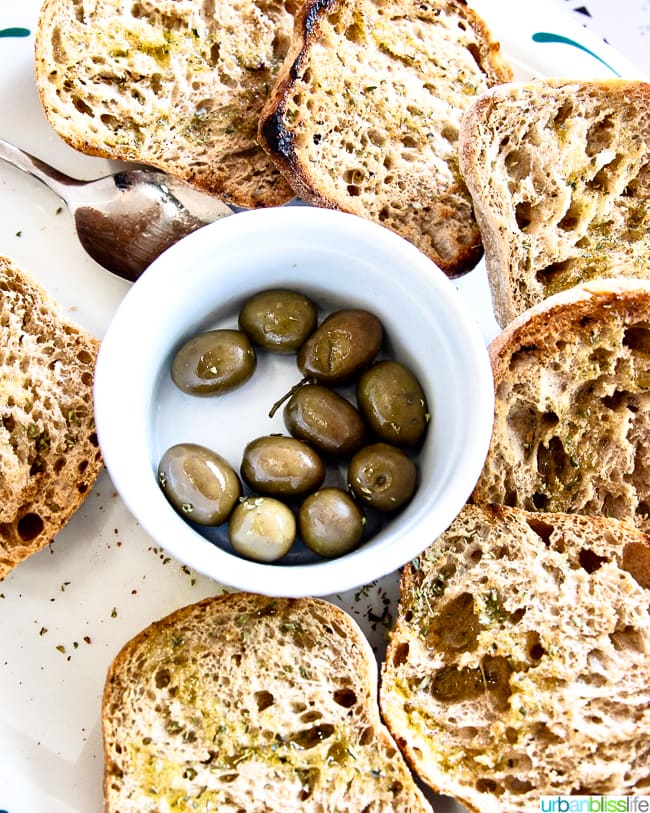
[380, 502, 650, 812]
[259, 0, 512, 277]
[102, 592, 433, 812]
[34, 0, 296, 208]
[472, 278, 650, 533]
[0, 256, 102, 578]
[459, 78, 650, 325]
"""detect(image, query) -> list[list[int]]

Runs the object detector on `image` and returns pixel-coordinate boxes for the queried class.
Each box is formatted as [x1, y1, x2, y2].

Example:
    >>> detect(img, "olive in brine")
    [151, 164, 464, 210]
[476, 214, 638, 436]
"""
[241, 435, 326, 497]
[297, 308, 383, 385]
[238, 289, 318, 353]
[298, 487, 365, 557]
[229, 496, 296, 562]
[171, 329, 256, 395]
[348, 442, 416, 512]
[158, 443, 241, 525]
[357, 360, 429, 447]
[283, 384, 367, 457]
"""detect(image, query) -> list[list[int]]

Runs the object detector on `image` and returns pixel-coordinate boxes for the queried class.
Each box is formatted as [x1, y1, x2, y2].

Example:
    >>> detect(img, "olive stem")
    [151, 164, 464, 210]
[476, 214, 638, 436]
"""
[268, 376, 314, 419]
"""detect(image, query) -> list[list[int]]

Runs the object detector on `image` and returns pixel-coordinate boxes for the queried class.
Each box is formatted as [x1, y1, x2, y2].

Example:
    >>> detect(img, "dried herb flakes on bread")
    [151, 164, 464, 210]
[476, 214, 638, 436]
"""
[472, 278, 650, 533]
[35, 0, 296, 208]
[0, 256, 101, 578]
[380, 502, 650, 812]
[102, 592, 433, 812]
[259, 0, 513, 277]
[459, 78, 650, 325]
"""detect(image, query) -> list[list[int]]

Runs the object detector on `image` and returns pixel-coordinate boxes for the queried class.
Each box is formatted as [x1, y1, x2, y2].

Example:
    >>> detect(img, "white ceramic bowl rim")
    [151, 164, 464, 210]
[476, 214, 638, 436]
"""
[95, 207, 494, 597]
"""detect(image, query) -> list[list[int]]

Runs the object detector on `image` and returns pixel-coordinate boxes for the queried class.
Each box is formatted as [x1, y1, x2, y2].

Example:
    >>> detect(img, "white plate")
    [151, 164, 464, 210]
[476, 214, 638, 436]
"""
[0, 3, 646, 812]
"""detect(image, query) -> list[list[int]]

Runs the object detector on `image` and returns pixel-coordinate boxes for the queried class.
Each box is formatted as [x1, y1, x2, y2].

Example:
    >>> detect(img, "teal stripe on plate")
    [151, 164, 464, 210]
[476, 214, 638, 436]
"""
[532, 32, 621, 77]
[0, 27, 30, 38]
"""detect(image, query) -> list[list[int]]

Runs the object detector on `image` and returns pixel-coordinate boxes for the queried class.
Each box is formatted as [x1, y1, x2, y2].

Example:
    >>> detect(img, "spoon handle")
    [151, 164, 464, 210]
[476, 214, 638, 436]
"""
[0, 137, 80, 202]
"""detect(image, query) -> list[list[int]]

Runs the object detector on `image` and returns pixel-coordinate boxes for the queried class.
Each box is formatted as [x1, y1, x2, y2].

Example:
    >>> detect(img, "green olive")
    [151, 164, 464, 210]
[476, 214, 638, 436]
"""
[229, 496, 296, 562]
[241, 435, 326, 497]
[347, 442, 416, 512]
[158, 443, 241, 525]
[297, 308, 383, 385]
[238, 289, 318, 353]
[283, 383, 367, 457]
[171, 329, 257, 396]
[298, 487, 365, 557]
[357, 360, 429, 447]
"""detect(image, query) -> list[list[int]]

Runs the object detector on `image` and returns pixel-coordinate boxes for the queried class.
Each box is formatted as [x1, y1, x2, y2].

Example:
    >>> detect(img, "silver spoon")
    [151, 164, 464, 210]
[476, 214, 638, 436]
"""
[0, 138, 235, 282]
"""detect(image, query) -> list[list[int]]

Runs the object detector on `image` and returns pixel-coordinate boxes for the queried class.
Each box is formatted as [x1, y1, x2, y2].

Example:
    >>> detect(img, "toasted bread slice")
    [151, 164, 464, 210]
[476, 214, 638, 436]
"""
[380, 502, 650, 812]
[102, 592, 433, 812]
[34, 0, 296, 208]
[258, 0, 512, 277]
[0, 256, 102, 578]
[459, 78, 650, 325]
[471, 278, 650, 532]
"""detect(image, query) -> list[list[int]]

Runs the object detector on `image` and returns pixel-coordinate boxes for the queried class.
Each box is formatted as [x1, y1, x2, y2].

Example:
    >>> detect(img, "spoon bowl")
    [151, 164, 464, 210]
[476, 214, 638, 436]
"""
[0, 138, 234, 281]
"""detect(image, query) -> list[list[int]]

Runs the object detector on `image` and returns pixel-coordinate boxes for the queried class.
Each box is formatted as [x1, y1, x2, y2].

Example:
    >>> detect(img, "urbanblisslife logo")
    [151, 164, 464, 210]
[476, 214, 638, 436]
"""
[541, 797, 650, 812]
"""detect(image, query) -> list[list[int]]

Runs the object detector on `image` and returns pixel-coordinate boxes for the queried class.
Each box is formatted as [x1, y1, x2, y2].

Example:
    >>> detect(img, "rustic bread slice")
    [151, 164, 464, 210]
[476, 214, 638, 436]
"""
[102, 592, 433, 813]
[34, 0, 296, 208]
[258, 0, 513, 277]
[0, 256, 102, 579]
[458, 78, 650, 325]
[380, 502, 650, 813]
[471, 278, 650, 533]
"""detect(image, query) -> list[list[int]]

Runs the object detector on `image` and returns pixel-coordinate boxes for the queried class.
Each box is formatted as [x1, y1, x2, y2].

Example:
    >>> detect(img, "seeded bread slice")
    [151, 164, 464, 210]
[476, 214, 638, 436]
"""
[35, 0, 296, 208]
[258, 0, 513, 277]
[102, 592, 433, 812]
[471, 278, 650, 533]
[380, 502, 650, 813]
[0, 256, 102, 579]
[458, 78, 650, 325]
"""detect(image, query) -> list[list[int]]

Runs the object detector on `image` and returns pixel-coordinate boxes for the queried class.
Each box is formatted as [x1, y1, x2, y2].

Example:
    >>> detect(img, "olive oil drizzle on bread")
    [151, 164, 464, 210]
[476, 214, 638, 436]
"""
[381, 503, 650, 812]
[0, 256, 102, 578]
[458, 78, 650, 325]
[472, 278, 650, 533]
[258, 0, 513, 277]
[102, 593, 434, 812]
[35, 0, 296, 208]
